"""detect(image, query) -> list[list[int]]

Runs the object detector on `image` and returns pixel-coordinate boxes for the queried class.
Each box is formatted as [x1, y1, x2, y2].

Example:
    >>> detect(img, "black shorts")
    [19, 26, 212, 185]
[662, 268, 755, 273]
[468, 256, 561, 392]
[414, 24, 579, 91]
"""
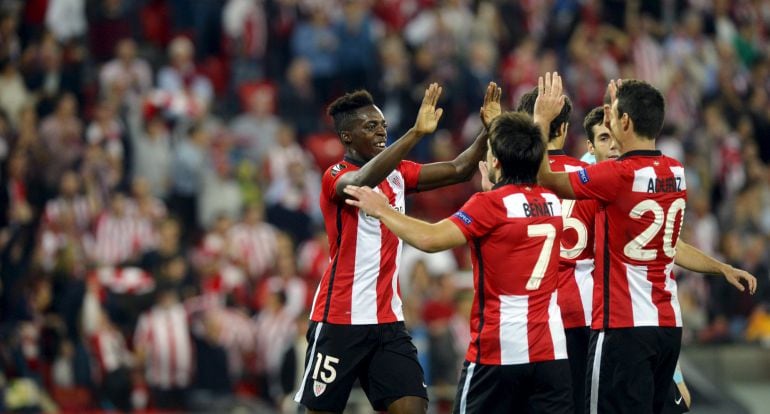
[293, 321, 428, 412]
[661, 380, 690, 413]
[452, 359, 573, 414]
[565, 326, 590, 414]
[586, 327, 682, 414]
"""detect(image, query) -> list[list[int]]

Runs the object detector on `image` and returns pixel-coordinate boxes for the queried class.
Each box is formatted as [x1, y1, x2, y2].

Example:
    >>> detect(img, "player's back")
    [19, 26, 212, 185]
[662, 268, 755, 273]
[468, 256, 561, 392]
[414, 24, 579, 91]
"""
[548, 150, 596, 329]
[589, 150, 687, 329]
[450, 183, 566, 365]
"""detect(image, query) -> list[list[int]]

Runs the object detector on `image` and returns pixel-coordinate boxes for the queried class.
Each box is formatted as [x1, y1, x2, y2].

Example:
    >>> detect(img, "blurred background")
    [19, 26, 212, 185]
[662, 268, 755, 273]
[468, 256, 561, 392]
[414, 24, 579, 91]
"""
[0, 0, 769, 412]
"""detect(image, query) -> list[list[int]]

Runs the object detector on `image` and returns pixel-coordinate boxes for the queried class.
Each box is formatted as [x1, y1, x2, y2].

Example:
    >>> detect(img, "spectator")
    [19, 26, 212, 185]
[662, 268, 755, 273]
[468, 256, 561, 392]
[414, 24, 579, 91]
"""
[0, 59, 30, 127]
[229, 85, 280, 163]
[133, 285, 194, 411]
[39, 93, 84, 193]
[222, 0, 268, 87]
[290, 6, 338, 102]
[99, 38, 152, 108]
[227, 202, 278, 280]
[157, 36, 214, 112]
[91, 192, 155, 266]
[128, 114, 172, 199]
[277, 57, 320, 138]
[170, 123, 210, 237]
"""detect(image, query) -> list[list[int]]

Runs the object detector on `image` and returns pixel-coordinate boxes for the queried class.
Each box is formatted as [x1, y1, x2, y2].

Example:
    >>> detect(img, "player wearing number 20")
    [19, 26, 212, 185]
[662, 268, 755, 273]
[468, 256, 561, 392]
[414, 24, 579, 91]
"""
[536, 75, 686, 413]
[345, 111, 574, 414]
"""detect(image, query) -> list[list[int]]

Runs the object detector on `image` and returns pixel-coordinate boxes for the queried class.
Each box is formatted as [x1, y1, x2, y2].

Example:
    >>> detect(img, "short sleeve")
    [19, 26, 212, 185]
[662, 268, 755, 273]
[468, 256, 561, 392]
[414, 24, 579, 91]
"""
[447, 193, 497, 240]
[568, 161, 625, 203]
[322, 163, 354, 202]
[398, 160, 423, 193]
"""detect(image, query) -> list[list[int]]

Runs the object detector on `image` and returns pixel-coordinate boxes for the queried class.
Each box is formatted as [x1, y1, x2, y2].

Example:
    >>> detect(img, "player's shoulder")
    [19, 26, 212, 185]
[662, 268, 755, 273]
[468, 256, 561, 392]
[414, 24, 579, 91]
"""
[396, 159, 422, 172]
[325, 160, 354, 178]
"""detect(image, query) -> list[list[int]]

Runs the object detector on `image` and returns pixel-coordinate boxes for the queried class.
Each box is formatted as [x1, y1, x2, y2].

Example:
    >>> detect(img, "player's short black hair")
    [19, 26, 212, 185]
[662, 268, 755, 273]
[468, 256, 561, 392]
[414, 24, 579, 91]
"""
[489, 111, 544, 185]
[615, 80, 665, 139]
[583, 106, 605, 144]
[327, 90, 375, 134]
[516, 86, 572, 141]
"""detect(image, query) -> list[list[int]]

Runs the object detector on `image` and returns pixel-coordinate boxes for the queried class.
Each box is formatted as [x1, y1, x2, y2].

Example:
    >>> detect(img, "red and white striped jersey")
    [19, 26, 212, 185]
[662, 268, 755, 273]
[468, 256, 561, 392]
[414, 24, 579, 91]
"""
[448, 183, 567, 365]
[134, 303, 194, 389]
[94, 266, 155, 295]
[568, 150, 686, 329]
[91, 212, 156, 266]
[227, 222, 278, 278]
[548, 150, 595, 328]
[310, 158, 422, 324]
[89, 327, 133, 381]
[43, 195, 95, 231]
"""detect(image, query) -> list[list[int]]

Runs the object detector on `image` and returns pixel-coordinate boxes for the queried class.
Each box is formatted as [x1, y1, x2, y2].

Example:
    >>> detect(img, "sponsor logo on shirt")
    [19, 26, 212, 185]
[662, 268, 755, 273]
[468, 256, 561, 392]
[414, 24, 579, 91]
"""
[578, 168, 590, 183]
[454, 211, 473, 225]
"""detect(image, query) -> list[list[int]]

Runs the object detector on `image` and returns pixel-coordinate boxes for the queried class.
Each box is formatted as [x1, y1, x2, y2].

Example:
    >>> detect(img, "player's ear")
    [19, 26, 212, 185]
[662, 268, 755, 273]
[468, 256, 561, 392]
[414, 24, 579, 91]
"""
[621, 113, 631, 132]
[491, 155, 500, 170]
[340, 131, 352, 145]
[586, 139, 595, 155]
[560, 122, 568, 137]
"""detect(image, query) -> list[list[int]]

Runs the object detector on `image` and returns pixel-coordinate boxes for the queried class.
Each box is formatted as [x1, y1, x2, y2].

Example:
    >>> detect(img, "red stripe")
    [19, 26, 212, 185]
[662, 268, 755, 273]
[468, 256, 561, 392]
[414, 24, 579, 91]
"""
[527, 295, 554, 362]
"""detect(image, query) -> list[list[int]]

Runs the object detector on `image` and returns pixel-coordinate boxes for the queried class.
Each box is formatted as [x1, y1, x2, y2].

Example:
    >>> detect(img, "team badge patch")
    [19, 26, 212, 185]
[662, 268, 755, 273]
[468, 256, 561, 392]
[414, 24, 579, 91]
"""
[578, 168, 590, 183]
[389, 175, 403, 190]
[330, 163, 347, 177]
[313, 380, 326, 397]
[454, 211, 473, 225]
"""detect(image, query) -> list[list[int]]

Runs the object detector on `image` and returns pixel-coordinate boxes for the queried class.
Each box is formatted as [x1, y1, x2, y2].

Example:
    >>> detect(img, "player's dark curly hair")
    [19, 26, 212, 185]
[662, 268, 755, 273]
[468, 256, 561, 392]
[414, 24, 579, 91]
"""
[614, 80, 665, 139]
[489, 111, 544, 185]
[327, 90, 375, 134]
[517, 86, 572, 141]
[583, 106, 605, 144]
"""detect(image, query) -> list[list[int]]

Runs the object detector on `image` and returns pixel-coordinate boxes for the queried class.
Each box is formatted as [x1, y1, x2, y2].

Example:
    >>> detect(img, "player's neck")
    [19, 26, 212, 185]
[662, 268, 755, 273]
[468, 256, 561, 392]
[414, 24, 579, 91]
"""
[619, 135, 656, 154]
[548, 135, 566, 150]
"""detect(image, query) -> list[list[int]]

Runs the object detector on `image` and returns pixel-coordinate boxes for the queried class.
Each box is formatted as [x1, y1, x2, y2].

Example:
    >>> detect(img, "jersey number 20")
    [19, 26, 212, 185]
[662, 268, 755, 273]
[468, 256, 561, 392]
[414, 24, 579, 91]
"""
[624, 198, 685, 261]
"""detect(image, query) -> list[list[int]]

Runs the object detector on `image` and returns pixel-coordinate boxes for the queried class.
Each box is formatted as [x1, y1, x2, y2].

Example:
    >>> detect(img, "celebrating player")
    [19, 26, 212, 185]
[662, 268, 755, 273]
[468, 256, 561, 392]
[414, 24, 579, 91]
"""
[345, 111, 573, 414]
[293, 82, 501, 414]
[535, 73, 756, 413]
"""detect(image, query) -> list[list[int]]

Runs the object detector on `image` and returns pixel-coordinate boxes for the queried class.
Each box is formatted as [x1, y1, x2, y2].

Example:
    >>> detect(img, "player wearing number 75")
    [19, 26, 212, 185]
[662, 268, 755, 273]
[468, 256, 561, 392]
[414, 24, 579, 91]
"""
[345, 111, 574, 414]
[533, 73, 756, 414]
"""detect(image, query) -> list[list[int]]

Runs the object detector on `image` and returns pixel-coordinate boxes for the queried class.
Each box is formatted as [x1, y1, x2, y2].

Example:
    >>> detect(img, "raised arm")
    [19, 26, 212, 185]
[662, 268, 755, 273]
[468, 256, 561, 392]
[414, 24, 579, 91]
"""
[414, 82, 502, 192]
[335, 83, 444, 199]
[533, 72, 575, 198]
[675, 240, 757, 293]
[344, 185, 466, 252]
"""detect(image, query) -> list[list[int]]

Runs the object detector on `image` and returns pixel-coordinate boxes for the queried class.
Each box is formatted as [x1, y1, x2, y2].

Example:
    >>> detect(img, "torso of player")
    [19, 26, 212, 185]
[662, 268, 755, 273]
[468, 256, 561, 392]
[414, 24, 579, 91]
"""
[571, 151, 687, 329]
[449, 184, 567, 365]
[548, 151, 596, 329]
[310, 158, 421, 325]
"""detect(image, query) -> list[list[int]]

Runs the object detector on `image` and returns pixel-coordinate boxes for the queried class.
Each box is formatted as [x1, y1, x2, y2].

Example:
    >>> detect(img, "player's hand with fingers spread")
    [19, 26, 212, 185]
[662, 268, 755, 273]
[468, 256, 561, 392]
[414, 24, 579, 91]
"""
[533, 72, 566, 125]
[480, 82, 502, 129]
[603, 79, 623, 130]
[722, 264, 758, 294]
[413, 83, 444, 135]
[344, 185, 391, 219]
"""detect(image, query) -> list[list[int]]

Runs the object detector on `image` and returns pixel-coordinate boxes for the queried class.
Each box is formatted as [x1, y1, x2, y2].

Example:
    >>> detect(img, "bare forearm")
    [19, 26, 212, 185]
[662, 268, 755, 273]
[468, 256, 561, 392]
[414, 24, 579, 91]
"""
[453, 129, 489, 180]
[675, 240, 729, 274]
[354, 128, 424, 187]
[377, 209, 450, 253]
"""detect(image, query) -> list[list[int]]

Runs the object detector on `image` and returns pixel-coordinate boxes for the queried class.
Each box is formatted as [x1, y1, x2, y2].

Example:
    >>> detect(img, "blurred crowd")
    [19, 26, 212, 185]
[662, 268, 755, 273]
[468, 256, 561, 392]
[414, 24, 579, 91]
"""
[1, 0, 770, 412]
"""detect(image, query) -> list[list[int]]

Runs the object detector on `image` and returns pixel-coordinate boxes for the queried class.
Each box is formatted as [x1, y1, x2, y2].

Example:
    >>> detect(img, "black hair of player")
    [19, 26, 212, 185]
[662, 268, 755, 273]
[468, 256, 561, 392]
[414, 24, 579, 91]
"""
[489, 112, 544, 185]
[327, 90, 376, 135]
[583, 106, 605, 144]
[615, 80, 665, 139]
[516, 86, 572, 141]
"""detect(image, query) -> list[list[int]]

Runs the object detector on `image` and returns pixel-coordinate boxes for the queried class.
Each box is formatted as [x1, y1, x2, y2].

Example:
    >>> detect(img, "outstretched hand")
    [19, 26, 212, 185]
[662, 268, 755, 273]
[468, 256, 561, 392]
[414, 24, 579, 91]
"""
[413, 83, 444, 135]
[344, 185, 391, 219]
[480, 82, 502, 129]
[603, 79, 622, 130]
[723, 265, 758, 294]
[533, 72, 566, 126]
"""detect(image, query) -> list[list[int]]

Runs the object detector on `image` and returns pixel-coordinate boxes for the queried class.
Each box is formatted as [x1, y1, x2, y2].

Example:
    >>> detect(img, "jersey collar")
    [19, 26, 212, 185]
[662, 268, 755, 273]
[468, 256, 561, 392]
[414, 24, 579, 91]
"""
[617, 150, 661, 161]
[343, 156, 366, 167]
[547, 149, 566, 156]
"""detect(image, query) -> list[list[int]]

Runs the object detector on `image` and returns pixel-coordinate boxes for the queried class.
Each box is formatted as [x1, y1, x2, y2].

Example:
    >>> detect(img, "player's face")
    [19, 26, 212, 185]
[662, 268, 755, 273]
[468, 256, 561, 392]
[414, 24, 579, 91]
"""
[589, 124, 620, 162]
[345, 105, 388, 162]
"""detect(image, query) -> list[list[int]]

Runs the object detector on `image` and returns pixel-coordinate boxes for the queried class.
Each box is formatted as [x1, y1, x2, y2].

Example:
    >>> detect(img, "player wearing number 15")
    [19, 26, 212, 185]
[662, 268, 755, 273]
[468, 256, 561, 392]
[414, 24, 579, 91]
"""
[535, 74, 685, 413]
[345, 112, 573, 414]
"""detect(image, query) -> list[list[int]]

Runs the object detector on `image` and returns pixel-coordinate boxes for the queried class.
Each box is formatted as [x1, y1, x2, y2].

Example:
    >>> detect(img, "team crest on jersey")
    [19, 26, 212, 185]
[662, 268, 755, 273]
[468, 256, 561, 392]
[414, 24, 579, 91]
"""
[330, 163, 347, 177]
[313, 380, 327, 396]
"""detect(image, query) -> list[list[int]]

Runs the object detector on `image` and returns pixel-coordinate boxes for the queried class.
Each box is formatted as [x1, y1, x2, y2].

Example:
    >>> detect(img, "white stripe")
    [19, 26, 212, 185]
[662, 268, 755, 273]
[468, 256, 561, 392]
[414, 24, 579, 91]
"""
[502, 193, 530, 218]
[499, 295, 530, 365]
[154, 311, 170, 388]
[548, 292, 568, 359]
[542, 193, 562, 215]
[294, 322, 324, 403]
[589, 331, 605, 414]
[351, 204, 382, 324]
[575, 259, 595, 326]
[665, 263, 682, 327]
[564, 164, 583, 173]
[632, 167, 656, 193]
[626, 264, 659, 326]
[390, 238, 404, 320]
[669, 166, 687, 190]
[459, 362, 476, 414]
